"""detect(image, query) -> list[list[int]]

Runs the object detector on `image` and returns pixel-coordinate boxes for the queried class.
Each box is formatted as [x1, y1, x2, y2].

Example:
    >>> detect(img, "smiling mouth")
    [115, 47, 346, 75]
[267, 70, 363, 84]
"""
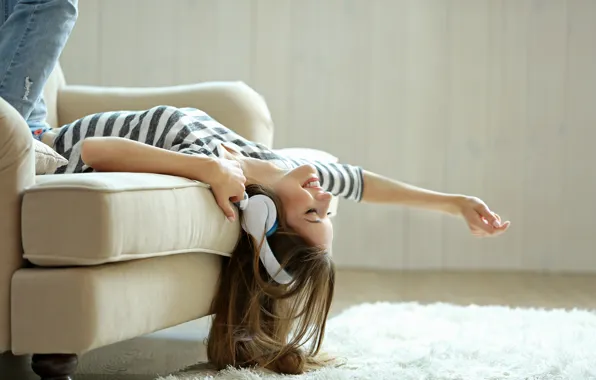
[302, 177, 321, 188]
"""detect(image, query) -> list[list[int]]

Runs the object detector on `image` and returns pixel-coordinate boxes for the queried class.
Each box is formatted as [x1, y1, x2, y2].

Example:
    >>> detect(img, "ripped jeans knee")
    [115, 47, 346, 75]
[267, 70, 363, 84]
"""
[22, 76, 33, 101]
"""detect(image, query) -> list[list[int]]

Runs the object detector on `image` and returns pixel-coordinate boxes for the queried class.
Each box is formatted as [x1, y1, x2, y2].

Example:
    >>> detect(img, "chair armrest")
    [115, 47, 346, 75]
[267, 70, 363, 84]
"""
[57, 81, 274, 147]
[0, 97, 35, 351]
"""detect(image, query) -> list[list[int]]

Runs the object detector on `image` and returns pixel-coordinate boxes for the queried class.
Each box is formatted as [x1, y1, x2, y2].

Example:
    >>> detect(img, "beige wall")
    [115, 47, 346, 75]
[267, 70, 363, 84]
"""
[60, 0, 596, 272]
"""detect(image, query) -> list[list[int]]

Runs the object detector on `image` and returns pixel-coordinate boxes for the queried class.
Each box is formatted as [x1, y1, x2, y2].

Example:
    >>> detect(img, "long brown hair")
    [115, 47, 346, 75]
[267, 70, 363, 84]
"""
[207, 184, 335, 374]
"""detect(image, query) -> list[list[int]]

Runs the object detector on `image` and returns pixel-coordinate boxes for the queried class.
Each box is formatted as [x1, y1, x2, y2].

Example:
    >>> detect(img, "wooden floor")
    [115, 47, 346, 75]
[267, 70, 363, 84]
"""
[2, 270, 596, 380]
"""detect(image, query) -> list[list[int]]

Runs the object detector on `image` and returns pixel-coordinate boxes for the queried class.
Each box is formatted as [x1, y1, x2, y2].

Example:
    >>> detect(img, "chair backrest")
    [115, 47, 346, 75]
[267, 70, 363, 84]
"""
[43, 64, 66, 128]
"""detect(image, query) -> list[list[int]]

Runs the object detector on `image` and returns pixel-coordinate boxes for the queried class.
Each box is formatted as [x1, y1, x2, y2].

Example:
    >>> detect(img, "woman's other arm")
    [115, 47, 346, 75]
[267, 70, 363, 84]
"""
[81, 137, 246, 221]
[81, 137, 215, 180]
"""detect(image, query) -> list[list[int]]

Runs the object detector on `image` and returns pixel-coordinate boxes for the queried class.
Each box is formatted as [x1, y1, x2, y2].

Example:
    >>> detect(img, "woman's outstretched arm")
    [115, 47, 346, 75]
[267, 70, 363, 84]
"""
[361, 170, 461, 213]
[306, 160, 508, 237]
[361, 170, 510, 237]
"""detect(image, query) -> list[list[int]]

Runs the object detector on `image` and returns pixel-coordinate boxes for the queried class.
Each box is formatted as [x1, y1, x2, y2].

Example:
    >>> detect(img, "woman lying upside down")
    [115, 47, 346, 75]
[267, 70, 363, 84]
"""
[0, 0, 509, 374]
[38, 105, 509, 373]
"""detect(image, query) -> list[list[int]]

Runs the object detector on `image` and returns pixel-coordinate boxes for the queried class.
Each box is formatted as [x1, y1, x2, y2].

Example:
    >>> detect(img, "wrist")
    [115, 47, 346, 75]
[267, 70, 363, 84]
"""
[443, 194, 467, 216]
[181, 154, 218, 183]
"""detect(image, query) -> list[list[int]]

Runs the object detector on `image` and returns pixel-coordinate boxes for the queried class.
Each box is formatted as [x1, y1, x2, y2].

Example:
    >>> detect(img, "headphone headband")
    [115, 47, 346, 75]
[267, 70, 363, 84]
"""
[237, 193, 293, 285]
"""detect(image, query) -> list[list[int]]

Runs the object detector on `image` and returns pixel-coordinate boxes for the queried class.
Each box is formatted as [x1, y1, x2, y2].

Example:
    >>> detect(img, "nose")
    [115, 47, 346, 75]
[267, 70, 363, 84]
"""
[315, 192, 333, 217]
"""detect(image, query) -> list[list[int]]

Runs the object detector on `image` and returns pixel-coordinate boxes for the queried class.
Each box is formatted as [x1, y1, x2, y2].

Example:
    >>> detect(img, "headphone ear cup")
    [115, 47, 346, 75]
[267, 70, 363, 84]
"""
[247, 195, 278, 233]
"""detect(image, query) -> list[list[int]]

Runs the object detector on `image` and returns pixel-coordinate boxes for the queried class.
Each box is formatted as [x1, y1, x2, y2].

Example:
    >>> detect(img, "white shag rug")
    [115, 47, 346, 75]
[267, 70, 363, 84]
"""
[160, 302, 596, 380]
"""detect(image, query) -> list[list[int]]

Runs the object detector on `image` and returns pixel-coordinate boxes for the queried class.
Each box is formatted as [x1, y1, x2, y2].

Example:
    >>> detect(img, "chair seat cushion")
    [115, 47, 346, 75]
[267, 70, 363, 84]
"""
[22, 172, 239, 266]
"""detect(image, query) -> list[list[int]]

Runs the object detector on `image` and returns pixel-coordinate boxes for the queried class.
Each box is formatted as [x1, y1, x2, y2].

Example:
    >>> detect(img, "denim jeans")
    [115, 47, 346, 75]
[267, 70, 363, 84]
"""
[0, 0, 77, 130]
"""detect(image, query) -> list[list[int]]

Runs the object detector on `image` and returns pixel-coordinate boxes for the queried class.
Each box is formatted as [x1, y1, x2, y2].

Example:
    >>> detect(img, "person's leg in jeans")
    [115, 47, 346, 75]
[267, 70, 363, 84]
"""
[0, 0, 78, 141]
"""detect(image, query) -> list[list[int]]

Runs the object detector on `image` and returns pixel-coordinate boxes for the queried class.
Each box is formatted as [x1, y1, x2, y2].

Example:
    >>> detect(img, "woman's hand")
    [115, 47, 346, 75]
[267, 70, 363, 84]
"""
[454, 196, 510, 237]
[207, 158, 246, 222]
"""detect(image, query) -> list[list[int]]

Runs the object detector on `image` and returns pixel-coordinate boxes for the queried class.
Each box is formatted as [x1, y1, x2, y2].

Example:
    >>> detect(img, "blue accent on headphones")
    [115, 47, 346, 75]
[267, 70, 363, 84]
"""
[266, 219, 278, 237]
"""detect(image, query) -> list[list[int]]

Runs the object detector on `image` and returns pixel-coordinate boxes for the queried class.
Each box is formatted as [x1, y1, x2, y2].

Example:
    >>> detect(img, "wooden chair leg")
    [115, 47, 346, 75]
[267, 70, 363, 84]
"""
[31, 354, 78, 380]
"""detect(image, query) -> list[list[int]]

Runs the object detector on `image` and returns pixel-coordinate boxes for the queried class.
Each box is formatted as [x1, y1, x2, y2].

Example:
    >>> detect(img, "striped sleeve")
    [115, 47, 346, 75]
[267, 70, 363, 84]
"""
[316, 161, 364, 202]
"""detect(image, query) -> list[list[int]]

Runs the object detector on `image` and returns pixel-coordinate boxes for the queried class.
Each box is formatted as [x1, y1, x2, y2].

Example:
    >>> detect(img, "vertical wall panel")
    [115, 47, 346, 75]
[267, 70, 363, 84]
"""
[522, 0, 568, 270]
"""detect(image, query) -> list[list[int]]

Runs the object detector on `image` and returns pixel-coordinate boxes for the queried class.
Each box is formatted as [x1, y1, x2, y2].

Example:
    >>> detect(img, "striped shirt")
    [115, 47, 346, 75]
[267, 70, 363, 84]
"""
[52, 105, 364, 202]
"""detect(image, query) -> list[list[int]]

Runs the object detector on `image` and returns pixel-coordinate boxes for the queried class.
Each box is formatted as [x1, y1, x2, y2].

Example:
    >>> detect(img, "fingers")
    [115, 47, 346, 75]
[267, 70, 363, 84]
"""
[215, 195, 237, 222]
[470, 219, 511, 237]
[477, 204, 501, 228]
[229, 187, 245, 204]
[470, 213, 494, 234]
[484, 214, 510, 235]
[210, 159, 246, 222]
[495, 220, 511, 233]
[215, 182, 245, 222]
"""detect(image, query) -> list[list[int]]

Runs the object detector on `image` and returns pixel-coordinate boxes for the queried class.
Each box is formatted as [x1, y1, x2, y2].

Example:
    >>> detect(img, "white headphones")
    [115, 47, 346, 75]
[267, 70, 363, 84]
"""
[236, 193, 293, 285]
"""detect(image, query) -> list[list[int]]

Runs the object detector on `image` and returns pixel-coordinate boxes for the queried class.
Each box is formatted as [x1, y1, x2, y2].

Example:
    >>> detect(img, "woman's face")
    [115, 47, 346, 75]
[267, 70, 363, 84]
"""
[272, 164, 334, 250]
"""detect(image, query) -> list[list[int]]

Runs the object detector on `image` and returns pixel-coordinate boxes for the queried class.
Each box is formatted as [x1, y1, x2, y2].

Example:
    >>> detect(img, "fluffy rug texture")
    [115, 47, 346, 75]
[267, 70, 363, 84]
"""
[160, 302, 596, 380]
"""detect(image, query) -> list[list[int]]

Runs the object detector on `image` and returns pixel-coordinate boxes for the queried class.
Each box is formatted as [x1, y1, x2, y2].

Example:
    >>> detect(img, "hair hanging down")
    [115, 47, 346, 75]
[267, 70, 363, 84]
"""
[207, 184, 336, 374]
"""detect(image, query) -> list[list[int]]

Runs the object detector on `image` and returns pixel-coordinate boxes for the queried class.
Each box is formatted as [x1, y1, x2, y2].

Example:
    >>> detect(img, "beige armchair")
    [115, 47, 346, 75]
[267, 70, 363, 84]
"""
[0, 64, 338, 380]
